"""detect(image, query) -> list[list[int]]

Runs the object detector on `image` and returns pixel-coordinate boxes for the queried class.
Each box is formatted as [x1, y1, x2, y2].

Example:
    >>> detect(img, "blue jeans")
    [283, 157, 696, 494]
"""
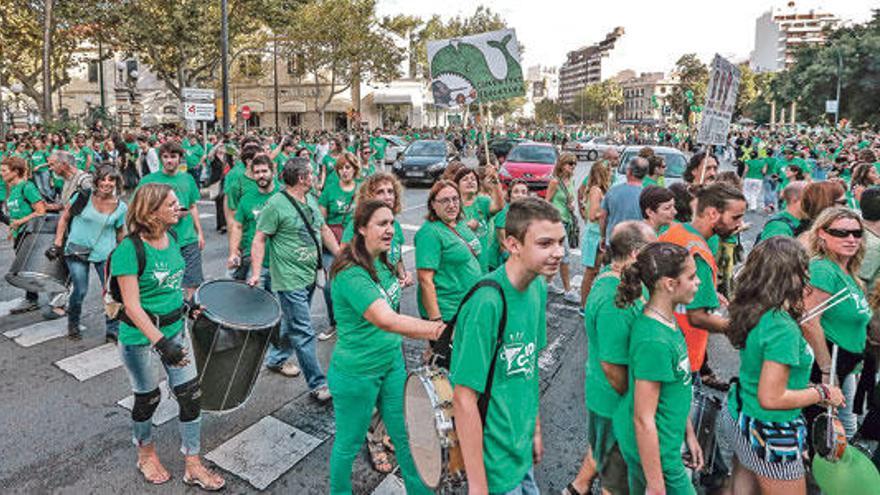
[762, 178, 778, 209]
[66, 257, 118, 337]
[494, 467, 540, 495]
[265, 284, 327, 389]
[118, 328, 201, 455]
[33, 170, 54, 200]
[322, 252, 336, 327]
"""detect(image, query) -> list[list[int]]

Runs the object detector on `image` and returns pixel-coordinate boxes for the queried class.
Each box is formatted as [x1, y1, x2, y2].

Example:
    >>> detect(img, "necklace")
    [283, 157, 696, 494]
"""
[645, 305, 676, 328]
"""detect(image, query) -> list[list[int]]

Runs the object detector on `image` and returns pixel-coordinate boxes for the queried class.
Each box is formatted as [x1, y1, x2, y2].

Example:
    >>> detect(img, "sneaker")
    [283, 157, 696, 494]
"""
[311, 385, 332, 402]
[67, 325, 85, 340]
[547, 283, 565, 295]
[105, 333, 118, 344]
[318, 327, 336, 341]
[10, 299, 39, 315]
[267, 362, 302, 377]
[563, 290, 580, 304]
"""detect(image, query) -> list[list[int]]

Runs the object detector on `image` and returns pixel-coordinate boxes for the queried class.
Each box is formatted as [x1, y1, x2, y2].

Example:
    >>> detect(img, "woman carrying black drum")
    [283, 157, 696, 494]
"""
[327, 199, 445, 494]
[722, 236, 844, 493]
[110, 183, 224, 491]
[51, 165, 127, 341]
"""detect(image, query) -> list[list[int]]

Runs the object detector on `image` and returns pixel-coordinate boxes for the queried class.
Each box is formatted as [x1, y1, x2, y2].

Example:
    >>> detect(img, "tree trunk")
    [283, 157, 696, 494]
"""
[42, 0, 54, 122]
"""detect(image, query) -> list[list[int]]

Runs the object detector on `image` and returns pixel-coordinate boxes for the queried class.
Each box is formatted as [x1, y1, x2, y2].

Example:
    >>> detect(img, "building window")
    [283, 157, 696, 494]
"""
[163, 105, 177, 115]
[287, 53, 305, 77]
[239, 54, 263, 78]
[88, 60, 99, 83]
[287, 113, 302, 128]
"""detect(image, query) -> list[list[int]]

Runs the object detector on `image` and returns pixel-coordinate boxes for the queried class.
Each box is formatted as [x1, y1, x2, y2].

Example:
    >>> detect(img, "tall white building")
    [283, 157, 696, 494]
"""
[521, 65, 559, 119]
[750, 2, 840, 73]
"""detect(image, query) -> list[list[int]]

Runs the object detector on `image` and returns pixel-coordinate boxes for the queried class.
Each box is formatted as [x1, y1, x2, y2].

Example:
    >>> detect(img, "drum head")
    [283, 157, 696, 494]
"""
[405, 373, 442, 488]
[195, 279, 281, 330]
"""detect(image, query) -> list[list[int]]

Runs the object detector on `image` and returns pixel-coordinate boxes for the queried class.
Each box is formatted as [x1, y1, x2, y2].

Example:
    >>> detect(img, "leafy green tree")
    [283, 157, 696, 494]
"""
[566, 80, 622, 123]
[668, 53, 708, 122]
[534, 99, 560, 125]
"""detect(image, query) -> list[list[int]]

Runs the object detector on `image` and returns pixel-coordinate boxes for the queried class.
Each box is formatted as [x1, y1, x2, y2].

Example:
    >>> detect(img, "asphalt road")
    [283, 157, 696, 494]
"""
[0, 155, 766, 494]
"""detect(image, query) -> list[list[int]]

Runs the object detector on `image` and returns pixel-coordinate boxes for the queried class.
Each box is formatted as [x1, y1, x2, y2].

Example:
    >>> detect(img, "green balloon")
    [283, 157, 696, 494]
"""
[812, 446, 880, 495]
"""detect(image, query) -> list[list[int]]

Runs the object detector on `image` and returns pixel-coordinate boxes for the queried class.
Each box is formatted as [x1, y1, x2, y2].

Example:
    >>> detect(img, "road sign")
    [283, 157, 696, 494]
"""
[241, 105, 252, 120]
[826, 100, 838, 114]
[182, 102, 215, 121]
[182, 88, 215, 101]
[697, 54, 741, 146]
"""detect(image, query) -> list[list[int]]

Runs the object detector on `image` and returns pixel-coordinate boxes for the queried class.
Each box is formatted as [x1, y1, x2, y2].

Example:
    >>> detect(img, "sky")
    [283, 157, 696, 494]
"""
[377, 0, 875, 76]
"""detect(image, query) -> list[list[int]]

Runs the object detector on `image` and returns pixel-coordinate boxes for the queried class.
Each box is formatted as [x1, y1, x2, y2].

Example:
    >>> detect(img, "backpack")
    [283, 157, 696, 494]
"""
[754, 214, 808, 247]
[431, 279, 508, 424]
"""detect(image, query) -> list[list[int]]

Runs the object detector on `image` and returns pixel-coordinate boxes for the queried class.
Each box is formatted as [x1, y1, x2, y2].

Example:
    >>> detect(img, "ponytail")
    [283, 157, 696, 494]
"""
[614, 242, 690, 308]
[615, 262, 644, 308]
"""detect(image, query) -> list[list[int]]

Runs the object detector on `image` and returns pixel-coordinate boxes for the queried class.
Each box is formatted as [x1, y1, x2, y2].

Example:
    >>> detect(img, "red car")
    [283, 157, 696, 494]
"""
[497, 143, 559, 197]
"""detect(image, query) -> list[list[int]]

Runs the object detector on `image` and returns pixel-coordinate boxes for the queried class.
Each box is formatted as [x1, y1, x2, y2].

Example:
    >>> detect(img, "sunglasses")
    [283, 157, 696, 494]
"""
[824, 228, 863, 239]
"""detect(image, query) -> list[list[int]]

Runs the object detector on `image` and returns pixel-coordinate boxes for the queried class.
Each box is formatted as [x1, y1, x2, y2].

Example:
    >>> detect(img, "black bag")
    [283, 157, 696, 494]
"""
[431, 279, 507, 423]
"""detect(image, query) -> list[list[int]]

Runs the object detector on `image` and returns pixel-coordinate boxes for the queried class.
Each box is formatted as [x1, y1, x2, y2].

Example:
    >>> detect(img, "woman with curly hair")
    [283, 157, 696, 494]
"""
[801, 207, 872, 438]
[723, 236, 845, 493]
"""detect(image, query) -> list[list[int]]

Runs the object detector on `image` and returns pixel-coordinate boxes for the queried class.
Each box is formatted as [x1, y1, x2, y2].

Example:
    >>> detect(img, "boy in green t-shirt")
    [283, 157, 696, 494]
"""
[450, 198, 564, 494]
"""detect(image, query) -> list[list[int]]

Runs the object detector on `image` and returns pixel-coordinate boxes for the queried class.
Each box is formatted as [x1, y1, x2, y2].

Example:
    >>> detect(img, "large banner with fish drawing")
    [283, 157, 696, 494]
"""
[427, 29, 525, 108]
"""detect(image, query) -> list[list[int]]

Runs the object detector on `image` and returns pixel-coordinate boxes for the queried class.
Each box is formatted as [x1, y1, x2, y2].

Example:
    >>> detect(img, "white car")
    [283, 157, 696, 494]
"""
[382, 135, 408, 165]
[613, 146, 688, 186]
[565, 136, 623, 161]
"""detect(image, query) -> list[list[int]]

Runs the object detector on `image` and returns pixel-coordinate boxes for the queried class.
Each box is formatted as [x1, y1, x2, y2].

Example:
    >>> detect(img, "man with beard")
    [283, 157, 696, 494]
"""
[683, 150, 719, 186]
[659, 182, 746, 377]
[227, 154, 278, 281]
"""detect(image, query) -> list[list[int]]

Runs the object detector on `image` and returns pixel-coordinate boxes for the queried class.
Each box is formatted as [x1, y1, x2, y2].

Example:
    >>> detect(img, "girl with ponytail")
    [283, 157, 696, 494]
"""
[612, 242, 704, 495]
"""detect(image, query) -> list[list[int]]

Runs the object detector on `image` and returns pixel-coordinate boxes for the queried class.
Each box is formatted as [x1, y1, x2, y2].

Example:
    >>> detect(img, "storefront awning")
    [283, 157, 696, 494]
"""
[372, 91, 413, 105]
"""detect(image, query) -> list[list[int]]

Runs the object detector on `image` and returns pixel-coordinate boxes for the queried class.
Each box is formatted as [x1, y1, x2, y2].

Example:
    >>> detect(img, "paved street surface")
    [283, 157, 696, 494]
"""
[0, 156, 765, 493]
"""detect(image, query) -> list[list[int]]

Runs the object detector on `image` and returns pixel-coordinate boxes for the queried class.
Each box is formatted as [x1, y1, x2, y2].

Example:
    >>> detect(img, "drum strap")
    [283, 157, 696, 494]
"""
[282, 191, 323, 270]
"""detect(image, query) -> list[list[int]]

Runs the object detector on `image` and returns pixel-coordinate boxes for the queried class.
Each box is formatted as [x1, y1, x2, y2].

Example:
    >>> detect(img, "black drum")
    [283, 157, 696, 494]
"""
[191, 279, 281, 412]
[690, 388, 722, 474]
[6, 214, 69, 293]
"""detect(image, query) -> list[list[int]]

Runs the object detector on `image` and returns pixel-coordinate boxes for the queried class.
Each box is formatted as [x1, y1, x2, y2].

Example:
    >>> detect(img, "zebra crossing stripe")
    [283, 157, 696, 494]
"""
[0, 297, 24, 317]
[54, 343, 121, 381]
[399, 223, 420, 231]
[205, 416, 322, 490]
[371, 472, 405, 494]
[117, 380, 179, 425]
[3, 319, 67, 347]
[402, 245, 414, 255]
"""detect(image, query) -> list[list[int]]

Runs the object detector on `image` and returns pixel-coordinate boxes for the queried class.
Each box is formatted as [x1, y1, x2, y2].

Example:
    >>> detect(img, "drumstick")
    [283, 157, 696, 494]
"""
[803, 287, 848, 318]
[799, 288, 851, 325]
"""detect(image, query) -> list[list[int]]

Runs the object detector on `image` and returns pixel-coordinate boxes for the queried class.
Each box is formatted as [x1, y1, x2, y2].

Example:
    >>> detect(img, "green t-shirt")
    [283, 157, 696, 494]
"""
[224, 171, 259, 212]
[234, 186, 278, 259]
[809, 258, 872, 353]
[744, 158, 766, 180]
[30, 150, 50, 172]
[449, 267, 547, 493]
[330, 259, 402, 374]
[225, 162, 246, 196]
[550, 179, 574, 224]
[257, 192, 325, 292]
[274, 152, 289, 173]
[370, 136, 387, 161]
[183, 143, 204, 170]
[584, 272, 644, 417]
[487, 205, 510, 271]
[462, 195, 493, 271]
[110, 236, 185, 345]
[137, 171, 200, 246]
[728, 310, 814, 422]
[642, 176, 665, 187]
[759, 211, 800, 241]
[6, 180, 43, 238]
[318, 180, 357, 226]
[614, 315, 693, 473]
[414, 220, 483, 321]
[75, 146, 93, 171]
[341, 219, 405, 267]
[681, 224, 719, 311]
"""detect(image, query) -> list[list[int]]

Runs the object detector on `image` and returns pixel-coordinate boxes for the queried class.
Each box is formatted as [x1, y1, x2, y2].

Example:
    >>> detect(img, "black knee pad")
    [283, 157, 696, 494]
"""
[132, 388, 161, 422]
[173, 378, 201, 422]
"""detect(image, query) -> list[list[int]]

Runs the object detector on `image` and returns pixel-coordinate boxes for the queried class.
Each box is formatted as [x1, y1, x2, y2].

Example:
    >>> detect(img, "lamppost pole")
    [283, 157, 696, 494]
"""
[221, 0, 230, 133]
[834, 49, 842, 126]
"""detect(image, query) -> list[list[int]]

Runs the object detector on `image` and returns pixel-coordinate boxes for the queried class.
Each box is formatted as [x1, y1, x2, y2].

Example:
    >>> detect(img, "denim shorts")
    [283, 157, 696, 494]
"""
[180, 242, 204, 288]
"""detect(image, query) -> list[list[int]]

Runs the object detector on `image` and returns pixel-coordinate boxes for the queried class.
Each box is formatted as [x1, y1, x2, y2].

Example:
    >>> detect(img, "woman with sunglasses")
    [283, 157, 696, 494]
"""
[724, 237, 845, 494]
[613, 242, 703, 495]
[801, 207, 872, 438]
[415, 180, 483, 324]
[318, 152, 360, 341]
[51, 165, 127, 341]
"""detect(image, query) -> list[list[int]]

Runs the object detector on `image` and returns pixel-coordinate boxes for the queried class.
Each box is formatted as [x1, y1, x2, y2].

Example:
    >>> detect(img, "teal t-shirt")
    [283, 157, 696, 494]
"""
[318, 180, 357, 226]
[330, 260, 402, 374]
[7, 180, 43, 238]
[728, 310, 814, 422]
[234, 187, 278, 259]
[809, 258, 872, 353]
[65, 195, 127, 262]
[758, 211, 800, 241]
[614, 315, 693, 475]
[30, 150, 51, 172]
[449, 267, 547, 493]
[584, 272, 644, 417]
[462, 195, 493, 272]
[414, 220, 483, 321]
[110, 235, 185, 345]
[137, 171, 200, 246]
[341, 218, 405, 267]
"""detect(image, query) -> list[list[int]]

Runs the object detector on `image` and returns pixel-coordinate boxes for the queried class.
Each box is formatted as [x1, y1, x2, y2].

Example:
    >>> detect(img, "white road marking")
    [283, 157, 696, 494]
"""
[402, 202, 426, 212]
[197, 200, 214, 206]
[538, 334, 565, 371]
[399, 223, 420, 231]
[0, 297, 25, 318]
[3, 319, 67, 347]
[402, 245, 414, 255]
[199, 213, 215, 219]
[205, 416, 322, 490]
[54, 343, 121, 381]
[117, 380, 179, 426]
[371, 472, 405, 495]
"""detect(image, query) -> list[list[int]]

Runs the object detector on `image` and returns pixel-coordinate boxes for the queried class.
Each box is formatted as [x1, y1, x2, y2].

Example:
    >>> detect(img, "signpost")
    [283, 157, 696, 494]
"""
[182, 103, 216, 121]
[825, 100, 838, 114]
[697, 54, 741, 147]
[183, 88, 215, 102]
[182, 87, 215, 154]
[241, 105, 252, 120]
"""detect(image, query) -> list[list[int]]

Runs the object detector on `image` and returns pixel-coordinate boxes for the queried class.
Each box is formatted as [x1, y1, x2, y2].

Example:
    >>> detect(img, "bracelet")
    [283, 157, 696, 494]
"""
[429, 317, 443, 322]
[812, 383, 829, 404]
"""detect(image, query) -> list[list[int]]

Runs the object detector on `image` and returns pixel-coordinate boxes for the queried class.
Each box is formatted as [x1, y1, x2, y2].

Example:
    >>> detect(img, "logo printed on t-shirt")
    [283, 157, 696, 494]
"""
[501, 341, 536, 378]
[678, 356, 692, 386]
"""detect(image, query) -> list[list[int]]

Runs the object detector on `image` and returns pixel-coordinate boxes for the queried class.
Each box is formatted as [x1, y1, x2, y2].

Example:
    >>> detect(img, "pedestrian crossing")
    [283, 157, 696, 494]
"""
[3, 318, 67, 347]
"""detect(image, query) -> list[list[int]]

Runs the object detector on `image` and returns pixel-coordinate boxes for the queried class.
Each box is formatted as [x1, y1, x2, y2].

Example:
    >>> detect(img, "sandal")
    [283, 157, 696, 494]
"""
[183, 465, 226, 492]
[382, 434, 395, 454]
[368, 440, 394, 474]
[136, 456, 170, 485]
[561, 481, 588, 495]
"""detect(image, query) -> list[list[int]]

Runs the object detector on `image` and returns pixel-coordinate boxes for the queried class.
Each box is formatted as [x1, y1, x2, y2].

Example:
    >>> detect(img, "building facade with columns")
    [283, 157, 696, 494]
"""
[619, 72, 679, 123]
